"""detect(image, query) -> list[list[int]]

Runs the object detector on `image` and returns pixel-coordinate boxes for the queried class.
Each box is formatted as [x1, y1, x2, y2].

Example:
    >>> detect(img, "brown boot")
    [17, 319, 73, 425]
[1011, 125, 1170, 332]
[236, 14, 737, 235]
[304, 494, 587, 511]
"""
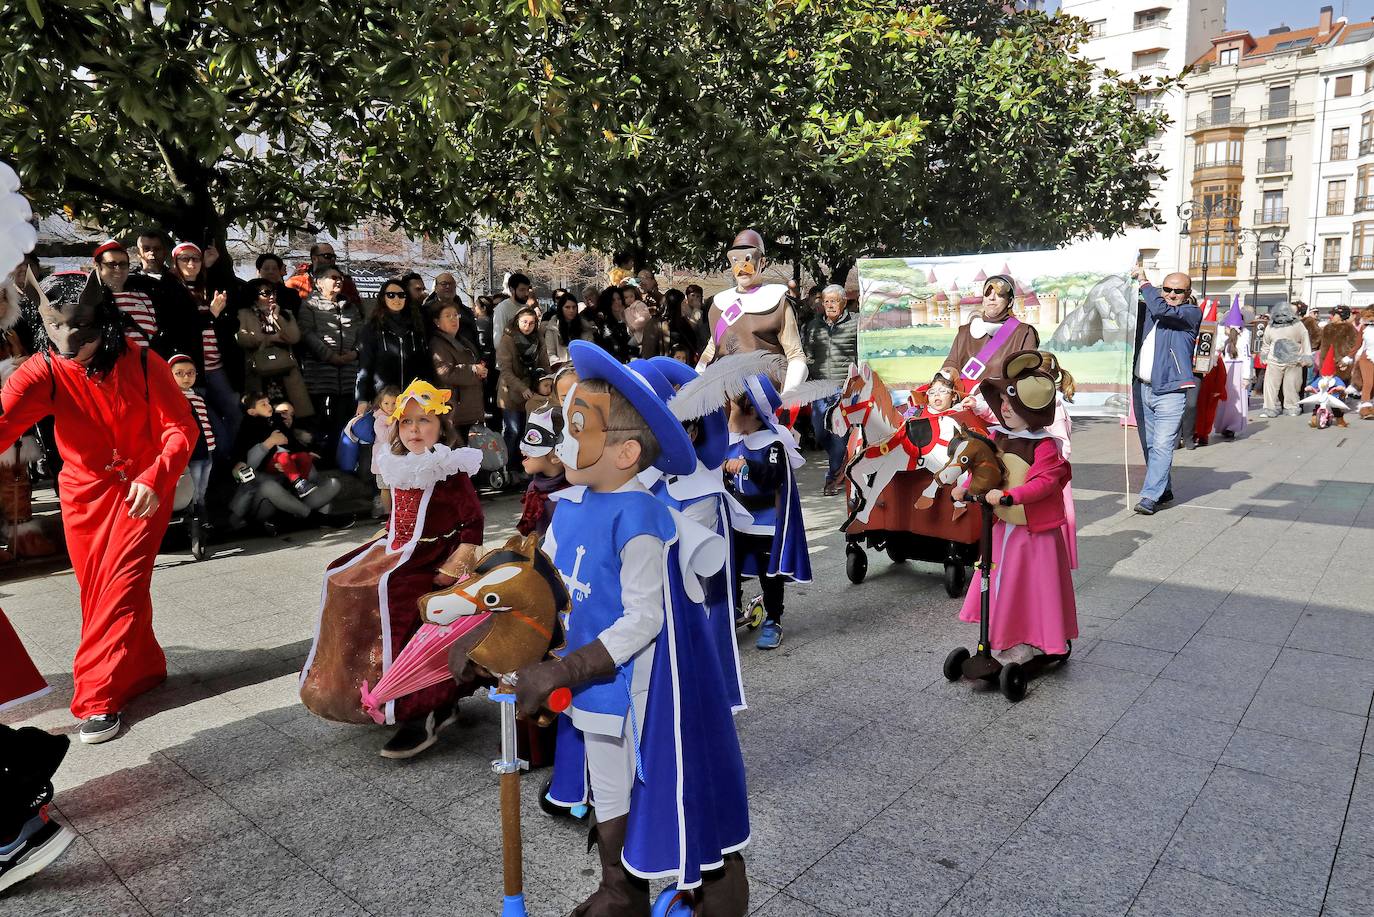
[1337, 413, 1350, 428]
[1310, 415, 1319, 428]
[570, 815, 649, 917]
[693, 852, 749, 917]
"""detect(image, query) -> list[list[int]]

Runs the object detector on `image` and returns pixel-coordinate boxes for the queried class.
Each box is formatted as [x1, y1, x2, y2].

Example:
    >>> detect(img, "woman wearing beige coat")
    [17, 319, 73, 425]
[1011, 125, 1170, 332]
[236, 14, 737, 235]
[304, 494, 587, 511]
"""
[236, 278, 314, 419]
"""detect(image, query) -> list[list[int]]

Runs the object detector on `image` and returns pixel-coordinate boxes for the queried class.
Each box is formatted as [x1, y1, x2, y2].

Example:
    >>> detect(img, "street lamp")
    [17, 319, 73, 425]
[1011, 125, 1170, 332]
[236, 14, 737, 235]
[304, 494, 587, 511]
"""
[1234, 226, 1282, 310]
[1274, 242, 1313, 303]
[1178, 196, 1242, 300]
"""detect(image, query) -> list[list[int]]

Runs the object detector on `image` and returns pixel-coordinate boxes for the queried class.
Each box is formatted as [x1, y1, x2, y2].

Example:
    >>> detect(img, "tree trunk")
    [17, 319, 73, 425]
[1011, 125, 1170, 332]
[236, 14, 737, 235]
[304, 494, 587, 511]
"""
[827, 257, 856, 287]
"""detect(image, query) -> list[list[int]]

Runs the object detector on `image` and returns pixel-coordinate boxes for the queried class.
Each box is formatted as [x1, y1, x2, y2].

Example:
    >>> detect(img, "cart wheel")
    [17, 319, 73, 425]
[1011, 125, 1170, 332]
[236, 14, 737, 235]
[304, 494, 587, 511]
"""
[747, 595, 766, 630]
[651, 887, 693, 917]
[942, 646, 970, 681]
[943, 562, 968, 598]
[1063, 640, 1072, 659]
[886, 543, 908, 564]
[1000, 662, 1027, 702]
[846, 544, 868, 584]
[488, 468, 509, 491]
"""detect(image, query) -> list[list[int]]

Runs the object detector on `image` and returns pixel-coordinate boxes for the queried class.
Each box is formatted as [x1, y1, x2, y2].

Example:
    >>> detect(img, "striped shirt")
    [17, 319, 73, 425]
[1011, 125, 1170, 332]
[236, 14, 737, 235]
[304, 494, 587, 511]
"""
[198, 304, 221, 371]
[114, 289, 158, 343]
[181, 389, 216, 452]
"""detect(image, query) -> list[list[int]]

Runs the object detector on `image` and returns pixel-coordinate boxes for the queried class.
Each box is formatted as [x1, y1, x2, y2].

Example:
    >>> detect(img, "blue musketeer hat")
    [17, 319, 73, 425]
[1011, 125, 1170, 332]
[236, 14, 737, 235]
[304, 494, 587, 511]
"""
[645, 357, 729, 470]
[569, 341, 696, 475]
[742, 373, 784, 434]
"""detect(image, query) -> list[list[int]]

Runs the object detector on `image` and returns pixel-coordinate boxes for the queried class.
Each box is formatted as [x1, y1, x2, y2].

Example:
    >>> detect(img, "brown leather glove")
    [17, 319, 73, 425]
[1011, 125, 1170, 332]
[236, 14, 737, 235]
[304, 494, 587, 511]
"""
[446, 618, 495, 684]
[512, 640, 616, 719]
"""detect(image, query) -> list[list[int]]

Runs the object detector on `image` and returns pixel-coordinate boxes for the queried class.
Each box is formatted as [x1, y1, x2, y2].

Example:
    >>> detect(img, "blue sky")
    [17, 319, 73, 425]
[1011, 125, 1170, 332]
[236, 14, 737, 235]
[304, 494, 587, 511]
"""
[1226, 0, 1365, 34]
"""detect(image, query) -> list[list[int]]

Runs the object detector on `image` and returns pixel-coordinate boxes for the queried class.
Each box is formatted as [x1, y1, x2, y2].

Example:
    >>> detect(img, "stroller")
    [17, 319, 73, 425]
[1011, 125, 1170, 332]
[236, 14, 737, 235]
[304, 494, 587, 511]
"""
[465, 423, 511, 491]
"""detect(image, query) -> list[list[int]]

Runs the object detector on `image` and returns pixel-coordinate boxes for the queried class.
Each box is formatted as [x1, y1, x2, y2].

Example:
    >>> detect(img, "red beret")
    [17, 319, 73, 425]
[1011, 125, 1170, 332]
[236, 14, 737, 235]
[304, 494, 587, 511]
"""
[93, 240, 125, 260]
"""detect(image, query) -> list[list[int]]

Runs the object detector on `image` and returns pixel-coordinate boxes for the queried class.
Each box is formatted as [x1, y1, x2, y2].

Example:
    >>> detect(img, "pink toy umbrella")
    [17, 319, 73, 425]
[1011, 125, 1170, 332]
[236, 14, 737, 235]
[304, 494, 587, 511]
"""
[360, 614, 490, 724]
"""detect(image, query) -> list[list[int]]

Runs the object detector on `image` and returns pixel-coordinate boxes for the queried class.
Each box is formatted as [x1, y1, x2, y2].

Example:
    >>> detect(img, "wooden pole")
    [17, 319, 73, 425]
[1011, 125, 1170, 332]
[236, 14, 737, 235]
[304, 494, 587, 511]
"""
[501, 770, 523, 898]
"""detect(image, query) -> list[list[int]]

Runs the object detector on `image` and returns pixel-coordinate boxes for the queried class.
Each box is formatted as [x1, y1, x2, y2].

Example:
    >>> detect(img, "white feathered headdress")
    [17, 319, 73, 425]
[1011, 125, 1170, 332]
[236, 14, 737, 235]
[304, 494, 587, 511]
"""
[0, 162, 36, 283]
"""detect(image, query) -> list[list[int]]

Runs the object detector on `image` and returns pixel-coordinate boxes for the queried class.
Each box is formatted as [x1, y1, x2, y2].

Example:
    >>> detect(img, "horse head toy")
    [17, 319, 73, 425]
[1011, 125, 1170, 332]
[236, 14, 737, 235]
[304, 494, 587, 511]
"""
[939, 428, 1005, 498]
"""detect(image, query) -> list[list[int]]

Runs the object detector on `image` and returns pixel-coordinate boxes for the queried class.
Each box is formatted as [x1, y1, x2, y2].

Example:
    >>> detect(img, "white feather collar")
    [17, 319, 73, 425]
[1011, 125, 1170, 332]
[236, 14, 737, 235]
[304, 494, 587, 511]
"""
[969, 316, 1003, 340]
[376, 444, 483, 489]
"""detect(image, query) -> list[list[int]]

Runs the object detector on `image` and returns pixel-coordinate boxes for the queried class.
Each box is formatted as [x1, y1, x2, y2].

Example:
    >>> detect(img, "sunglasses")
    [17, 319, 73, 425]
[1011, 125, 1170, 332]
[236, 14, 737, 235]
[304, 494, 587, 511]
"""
[383, 291, 406, 300]
[176, 255, 202, 263]
[1161, 286, 1190, 295]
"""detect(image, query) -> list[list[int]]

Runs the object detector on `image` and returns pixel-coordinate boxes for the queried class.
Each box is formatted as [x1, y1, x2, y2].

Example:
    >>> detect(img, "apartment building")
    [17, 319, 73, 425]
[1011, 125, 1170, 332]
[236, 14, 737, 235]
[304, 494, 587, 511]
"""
[1063, 0, 1224, 271]
[1177, 7, 1374, 311]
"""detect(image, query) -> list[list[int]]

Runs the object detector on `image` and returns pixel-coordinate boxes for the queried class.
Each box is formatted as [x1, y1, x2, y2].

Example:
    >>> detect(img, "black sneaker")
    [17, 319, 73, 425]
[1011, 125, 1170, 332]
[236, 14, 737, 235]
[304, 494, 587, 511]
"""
[1158, 490, 1174, 504]
[0, 811, 74, 893]
[379, 705, 457, 760]
[78, 713, 121, 745]
[292, 479, 317, 499]
[317, 512, 356, 530]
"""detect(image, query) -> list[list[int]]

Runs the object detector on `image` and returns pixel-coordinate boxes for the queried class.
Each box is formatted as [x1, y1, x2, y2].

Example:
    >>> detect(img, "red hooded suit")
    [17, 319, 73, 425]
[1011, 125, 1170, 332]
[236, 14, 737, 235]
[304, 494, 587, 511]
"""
[0, 344, 195, 718]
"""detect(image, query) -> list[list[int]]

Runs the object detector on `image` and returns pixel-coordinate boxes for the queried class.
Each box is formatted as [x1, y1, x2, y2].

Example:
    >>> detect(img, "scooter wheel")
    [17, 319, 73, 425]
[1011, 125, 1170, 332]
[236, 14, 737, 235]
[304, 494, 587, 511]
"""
[651, 887, 693, 917]
[846, 544, 868, 584]
[1000, 662, 1027, 702]
[488, 468, 509, 491]
[886, 542, 908, 564]
[943, 562, 968, 598]
[747, 596, 766, 630]
[943, 646, 970, 681]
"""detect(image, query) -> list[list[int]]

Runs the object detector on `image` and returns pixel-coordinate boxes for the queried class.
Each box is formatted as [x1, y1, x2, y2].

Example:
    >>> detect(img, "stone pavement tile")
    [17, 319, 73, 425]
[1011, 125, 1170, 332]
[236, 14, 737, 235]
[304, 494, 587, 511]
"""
[742, 804, 854, 888]
[198, 871, 368, 917]
[1219, 726, 1360, 791]
[997, 661, 1152, 735]
[751, 891, 835, 917]
[0, 835, 150, 917]
[1106, 703, 1236, 762]
[84, 788, 255, 878]
[1100, 615, 1202, 653]
[920, 755, 1073, 821]
[1200, 599, 1305, 646]
[975, 823, 1154, 916]
[1257, 647, 1374, 716]
[1133, 677, 1254, 725]
[855, 787, 1019, 876]
[1160, 808, 1336, 909]
[1238, 692, 1368, 750]
[806, 721, 953, 783]
[123, 829, 312, 917]
[1080, 640, 1175, 677]
[736, 699, 868, 757]
[255, 704, 364, 748]
[1341, 758, 1374, 852]
[315, 820, 494, 913]
[1286, 606, 1374, 660]
[1158, 633, 1280, 693]
[972, 717, 1103, 774]
[747, 877, 783, 914]
[936, 875, 1094, 917]
[1187, 765, 1349, 844]
[1070, 736, 1215, 798]
[1026, 773, 1191, 860]
[1324, 849, 1374, 917]
[1125, 865, 1318, 917]
[784, 835, 968, 917]
[212, 755, 372, 823]
[156, 717, 311, 787]
[257, 781, 409, 869]
[55, 755, 201, 833]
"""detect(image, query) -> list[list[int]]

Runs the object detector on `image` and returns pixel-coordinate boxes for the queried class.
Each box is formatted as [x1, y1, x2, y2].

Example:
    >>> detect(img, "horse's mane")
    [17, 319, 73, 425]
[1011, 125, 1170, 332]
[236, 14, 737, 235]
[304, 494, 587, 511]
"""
[866, 375, 903, 429]
[476, 547, 570, 611]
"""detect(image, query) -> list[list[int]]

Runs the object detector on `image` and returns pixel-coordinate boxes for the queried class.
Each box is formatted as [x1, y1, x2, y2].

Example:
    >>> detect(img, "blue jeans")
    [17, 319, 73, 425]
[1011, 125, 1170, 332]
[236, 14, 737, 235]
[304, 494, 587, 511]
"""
[1136, 381, 1186, 502]
[186, 459, 212, 511]
[502, 409, 526, 470]
[810, 395, 847, 482]
[202, 368, 241, 463]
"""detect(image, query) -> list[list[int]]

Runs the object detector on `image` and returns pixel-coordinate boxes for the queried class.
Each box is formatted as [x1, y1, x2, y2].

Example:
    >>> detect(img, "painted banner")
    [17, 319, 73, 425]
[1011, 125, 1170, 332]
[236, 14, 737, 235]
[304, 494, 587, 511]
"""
[856, 239, 1139, 416]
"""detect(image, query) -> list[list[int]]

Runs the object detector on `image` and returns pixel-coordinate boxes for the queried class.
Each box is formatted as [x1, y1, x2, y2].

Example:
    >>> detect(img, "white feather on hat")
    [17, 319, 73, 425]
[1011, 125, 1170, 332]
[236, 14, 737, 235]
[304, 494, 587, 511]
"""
[776, 378, 845, 411]
[668, 352, 783, 422]
[0, 161, 37, 284]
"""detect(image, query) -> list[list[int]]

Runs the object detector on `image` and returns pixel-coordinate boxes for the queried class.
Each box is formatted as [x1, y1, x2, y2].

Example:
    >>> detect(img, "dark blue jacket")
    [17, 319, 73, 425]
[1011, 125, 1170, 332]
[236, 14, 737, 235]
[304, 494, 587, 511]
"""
[1137, 284, 1202, 395]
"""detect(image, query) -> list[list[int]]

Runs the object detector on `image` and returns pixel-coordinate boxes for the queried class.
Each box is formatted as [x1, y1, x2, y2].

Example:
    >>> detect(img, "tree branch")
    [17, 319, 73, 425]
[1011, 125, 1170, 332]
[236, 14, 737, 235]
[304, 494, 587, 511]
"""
[62, 175, 181, 227]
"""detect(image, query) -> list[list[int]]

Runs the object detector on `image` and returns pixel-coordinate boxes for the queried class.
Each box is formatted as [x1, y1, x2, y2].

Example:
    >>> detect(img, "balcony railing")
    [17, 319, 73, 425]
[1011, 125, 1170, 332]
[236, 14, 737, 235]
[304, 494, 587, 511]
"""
[1257, 156, 1293, 174]
[1195, 158, 1242, 169]
[1254, 208, 1290, 225]
[1134, 18, 1170, 29]
[1257, 101, 1312, 121]
[1257, 258, 1282, 275]
[1188, 261, 1238, 276]
[1361, 137, 1374, 156]
[1352, 255, 1374, 272]
[1329, 200, 1347, 216]
[1323, 259, 1342, 273]
[1356, 195, 1374, 213]
[1195, 108, 1246, 129]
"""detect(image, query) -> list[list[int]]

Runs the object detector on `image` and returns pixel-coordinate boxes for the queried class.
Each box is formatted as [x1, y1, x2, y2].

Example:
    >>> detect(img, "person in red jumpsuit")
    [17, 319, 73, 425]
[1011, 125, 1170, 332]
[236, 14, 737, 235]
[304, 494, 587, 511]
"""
[0, 270, 196, 744]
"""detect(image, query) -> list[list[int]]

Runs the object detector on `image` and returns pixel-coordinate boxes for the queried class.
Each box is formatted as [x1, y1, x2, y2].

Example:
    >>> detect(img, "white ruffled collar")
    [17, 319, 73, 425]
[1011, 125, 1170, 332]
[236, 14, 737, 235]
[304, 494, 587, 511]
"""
[969, 316, 1004, 340]
[376, 443, 483, 489]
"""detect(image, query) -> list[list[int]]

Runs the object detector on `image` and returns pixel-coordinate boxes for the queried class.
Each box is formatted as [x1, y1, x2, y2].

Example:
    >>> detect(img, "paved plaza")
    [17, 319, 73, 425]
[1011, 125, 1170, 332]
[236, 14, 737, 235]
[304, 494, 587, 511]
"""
[3, 410, 1374, 917]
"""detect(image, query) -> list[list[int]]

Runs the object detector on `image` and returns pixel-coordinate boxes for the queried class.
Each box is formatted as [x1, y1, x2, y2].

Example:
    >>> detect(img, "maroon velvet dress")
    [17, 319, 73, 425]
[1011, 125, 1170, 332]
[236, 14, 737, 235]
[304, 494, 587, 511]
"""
[300, 447, 483, 724]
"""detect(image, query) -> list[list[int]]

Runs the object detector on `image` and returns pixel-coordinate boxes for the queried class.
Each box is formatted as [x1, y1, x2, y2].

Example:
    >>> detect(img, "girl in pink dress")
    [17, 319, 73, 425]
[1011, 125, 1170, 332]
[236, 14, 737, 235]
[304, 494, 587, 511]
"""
[954, 351, 1077, 663]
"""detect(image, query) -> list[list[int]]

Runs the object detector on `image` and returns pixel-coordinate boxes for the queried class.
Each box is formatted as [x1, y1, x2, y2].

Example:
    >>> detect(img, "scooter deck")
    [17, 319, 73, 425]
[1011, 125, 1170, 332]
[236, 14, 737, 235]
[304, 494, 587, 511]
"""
[960, 652, 1002, 681]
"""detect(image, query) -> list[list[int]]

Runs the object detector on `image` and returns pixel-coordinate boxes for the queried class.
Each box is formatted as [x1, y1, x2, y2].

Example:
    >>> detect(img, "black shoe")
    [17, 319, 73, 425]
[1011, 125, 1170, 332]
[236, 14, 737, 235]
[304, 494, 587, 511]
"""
[78, 713, 122, 745]
[317, 512, 355, 530]
[0, 812, 74, 893]
[260, 520, 280, 538]
[379, 705, 458, 760]
[1222, 430, 1235, 440]
[1158, 490, 1174, 504]
[292, 478, 317, 499]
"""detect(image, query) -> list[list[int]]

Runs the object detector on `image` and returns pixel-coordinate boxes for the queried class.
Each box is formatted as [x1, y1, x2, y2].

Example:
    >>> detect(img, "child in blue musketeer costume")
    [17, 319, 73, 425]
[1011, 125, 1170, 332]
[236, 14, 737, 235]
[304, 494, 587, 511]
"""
[511, 341, 750, 917]
[724, 373, 812, 650]
[632, 356, 749, 713]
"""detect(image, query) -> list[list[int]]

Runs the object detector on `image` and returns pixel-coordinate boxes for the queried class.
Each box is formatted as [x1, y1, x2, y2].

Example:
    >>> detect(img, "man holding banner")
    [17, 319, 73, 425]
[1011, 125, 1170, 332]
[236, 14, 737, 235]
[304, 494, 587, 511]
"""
[1129, 268, 1202, 516]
